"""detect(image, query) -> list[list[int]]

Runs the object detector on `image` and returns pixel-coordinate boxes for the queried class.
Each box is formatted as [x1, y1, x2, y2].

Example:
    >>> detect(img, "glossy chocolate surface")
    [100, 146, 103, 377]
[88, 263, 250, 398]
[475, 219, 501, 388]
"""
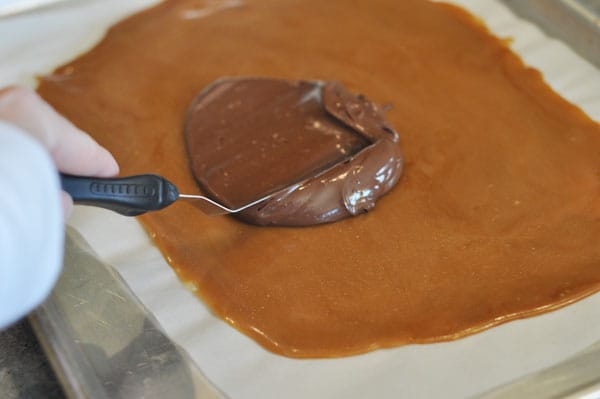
[184, 78, 402, 225]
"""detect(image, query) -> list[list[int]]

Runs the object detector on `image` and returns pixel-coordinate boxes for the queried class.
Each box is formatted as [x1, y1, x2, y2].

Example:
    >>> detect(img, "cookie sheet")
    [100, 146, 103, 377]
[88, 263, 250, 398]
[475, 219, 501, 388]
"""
[1, 1, 599, 398]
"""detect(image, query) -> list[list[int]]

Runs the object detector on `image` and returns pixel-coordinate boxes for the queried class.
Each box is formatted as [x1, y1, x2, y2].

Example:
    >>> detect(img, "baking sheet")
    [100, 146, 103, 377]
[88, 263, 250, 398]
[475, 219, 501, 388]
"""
[30, 227, 223, 399]
[1, 1, 600, 398]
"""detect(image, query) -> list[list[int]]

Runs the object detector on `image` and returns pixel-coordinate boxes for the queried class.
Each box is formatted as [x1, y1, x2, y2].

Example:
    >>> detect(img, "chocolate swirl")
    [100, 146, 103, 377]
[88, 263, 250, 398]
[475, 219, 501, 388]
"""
[185, 78, 403, 226]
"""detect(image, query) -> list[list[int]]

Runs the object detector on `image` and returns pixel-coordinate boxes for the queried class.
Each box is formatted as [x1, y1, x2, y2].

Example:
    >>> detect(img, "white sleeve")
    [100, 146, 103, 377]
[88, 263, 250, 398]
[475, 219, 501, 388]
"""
[0, 121, 63, 328]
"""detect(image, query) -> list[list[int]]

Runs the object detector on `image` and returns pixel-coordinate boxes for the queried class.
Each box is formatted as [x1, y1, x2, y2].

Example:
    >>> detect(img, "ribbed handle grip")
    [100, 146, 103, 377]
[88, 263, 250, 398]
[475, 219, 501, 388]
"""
[60, 174, 179, 216]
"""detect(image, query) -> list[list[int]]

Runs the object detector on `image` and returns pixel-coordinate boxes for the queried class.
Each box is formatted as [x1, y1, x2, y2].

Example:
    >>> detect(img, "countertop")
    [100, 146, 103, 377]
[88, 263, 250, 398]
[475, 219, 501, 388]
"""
[0, 319, 65, 399]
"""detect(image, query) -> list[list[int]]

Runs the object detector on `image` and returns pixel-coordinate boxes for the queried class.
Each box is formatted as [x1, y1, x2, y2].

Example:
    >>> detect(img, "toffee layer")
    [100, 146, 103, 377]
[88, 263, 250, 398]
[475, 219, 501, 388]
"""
[38, 0, 600, 358]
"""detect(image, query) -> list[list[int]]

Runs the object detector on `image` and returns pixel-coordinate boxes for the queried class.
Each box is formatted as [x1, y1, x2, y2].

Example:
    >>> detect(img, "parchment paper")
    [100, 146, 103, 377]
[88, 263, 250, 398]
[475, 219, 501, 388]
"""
[1, 1, 599, 398]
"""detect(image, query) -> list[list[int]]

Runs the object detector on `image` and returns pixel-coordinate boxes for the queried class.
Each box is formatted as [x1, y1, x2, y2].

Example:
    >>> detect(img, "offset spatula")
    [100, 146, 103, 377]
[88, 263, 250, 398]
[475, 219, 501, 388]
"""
[60, 174, 271, 216]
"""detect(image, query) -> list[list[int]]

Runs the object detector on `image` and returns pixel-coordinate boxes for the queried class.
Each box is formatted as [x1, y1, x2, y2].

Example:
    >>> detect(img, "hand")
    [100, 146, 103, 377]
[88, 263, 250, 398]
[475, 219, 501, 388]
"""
[0, 86, 119, 217]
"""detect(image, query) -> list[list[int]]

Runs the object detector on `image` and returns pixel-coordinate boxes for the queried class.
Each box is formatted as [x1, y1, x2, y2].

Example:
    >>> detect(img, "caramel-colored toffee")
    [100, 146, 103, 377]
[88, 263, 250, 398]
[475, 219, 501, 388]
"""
[38, 0, 600, 358]
[184, 78, 402, 226]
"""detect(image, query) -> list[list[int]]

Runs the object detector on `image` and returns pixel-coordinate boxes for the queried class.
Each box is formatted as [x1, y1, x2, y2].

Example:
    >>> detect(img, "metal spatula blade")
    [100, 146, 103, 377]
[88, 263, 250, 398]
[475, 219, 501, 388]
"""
[60, 173, 271, 216]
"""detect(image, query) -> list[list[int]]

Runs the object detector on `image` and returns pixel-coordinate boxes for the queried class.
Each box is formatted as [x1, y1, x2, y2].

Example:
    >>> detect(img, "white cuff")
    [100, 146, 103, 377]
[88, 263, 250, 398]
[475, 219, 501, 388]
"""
[0, 121, 63, 328]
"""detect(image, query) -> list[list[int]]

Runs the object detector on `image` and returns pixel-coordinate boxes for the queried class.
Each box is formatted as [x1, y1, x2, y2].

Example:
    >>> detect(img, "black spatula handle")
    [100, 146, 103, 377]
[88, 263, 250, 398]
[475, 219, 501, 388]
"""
[60, 173, 179, 216]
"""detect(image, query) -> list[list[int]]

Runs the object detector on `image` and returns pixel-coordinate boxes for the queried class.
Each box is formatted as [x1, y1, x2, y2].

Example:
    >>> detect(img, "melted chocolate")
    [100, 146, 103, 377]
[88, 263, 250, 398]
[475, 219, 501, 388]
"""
[184, 78, 403, 226]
